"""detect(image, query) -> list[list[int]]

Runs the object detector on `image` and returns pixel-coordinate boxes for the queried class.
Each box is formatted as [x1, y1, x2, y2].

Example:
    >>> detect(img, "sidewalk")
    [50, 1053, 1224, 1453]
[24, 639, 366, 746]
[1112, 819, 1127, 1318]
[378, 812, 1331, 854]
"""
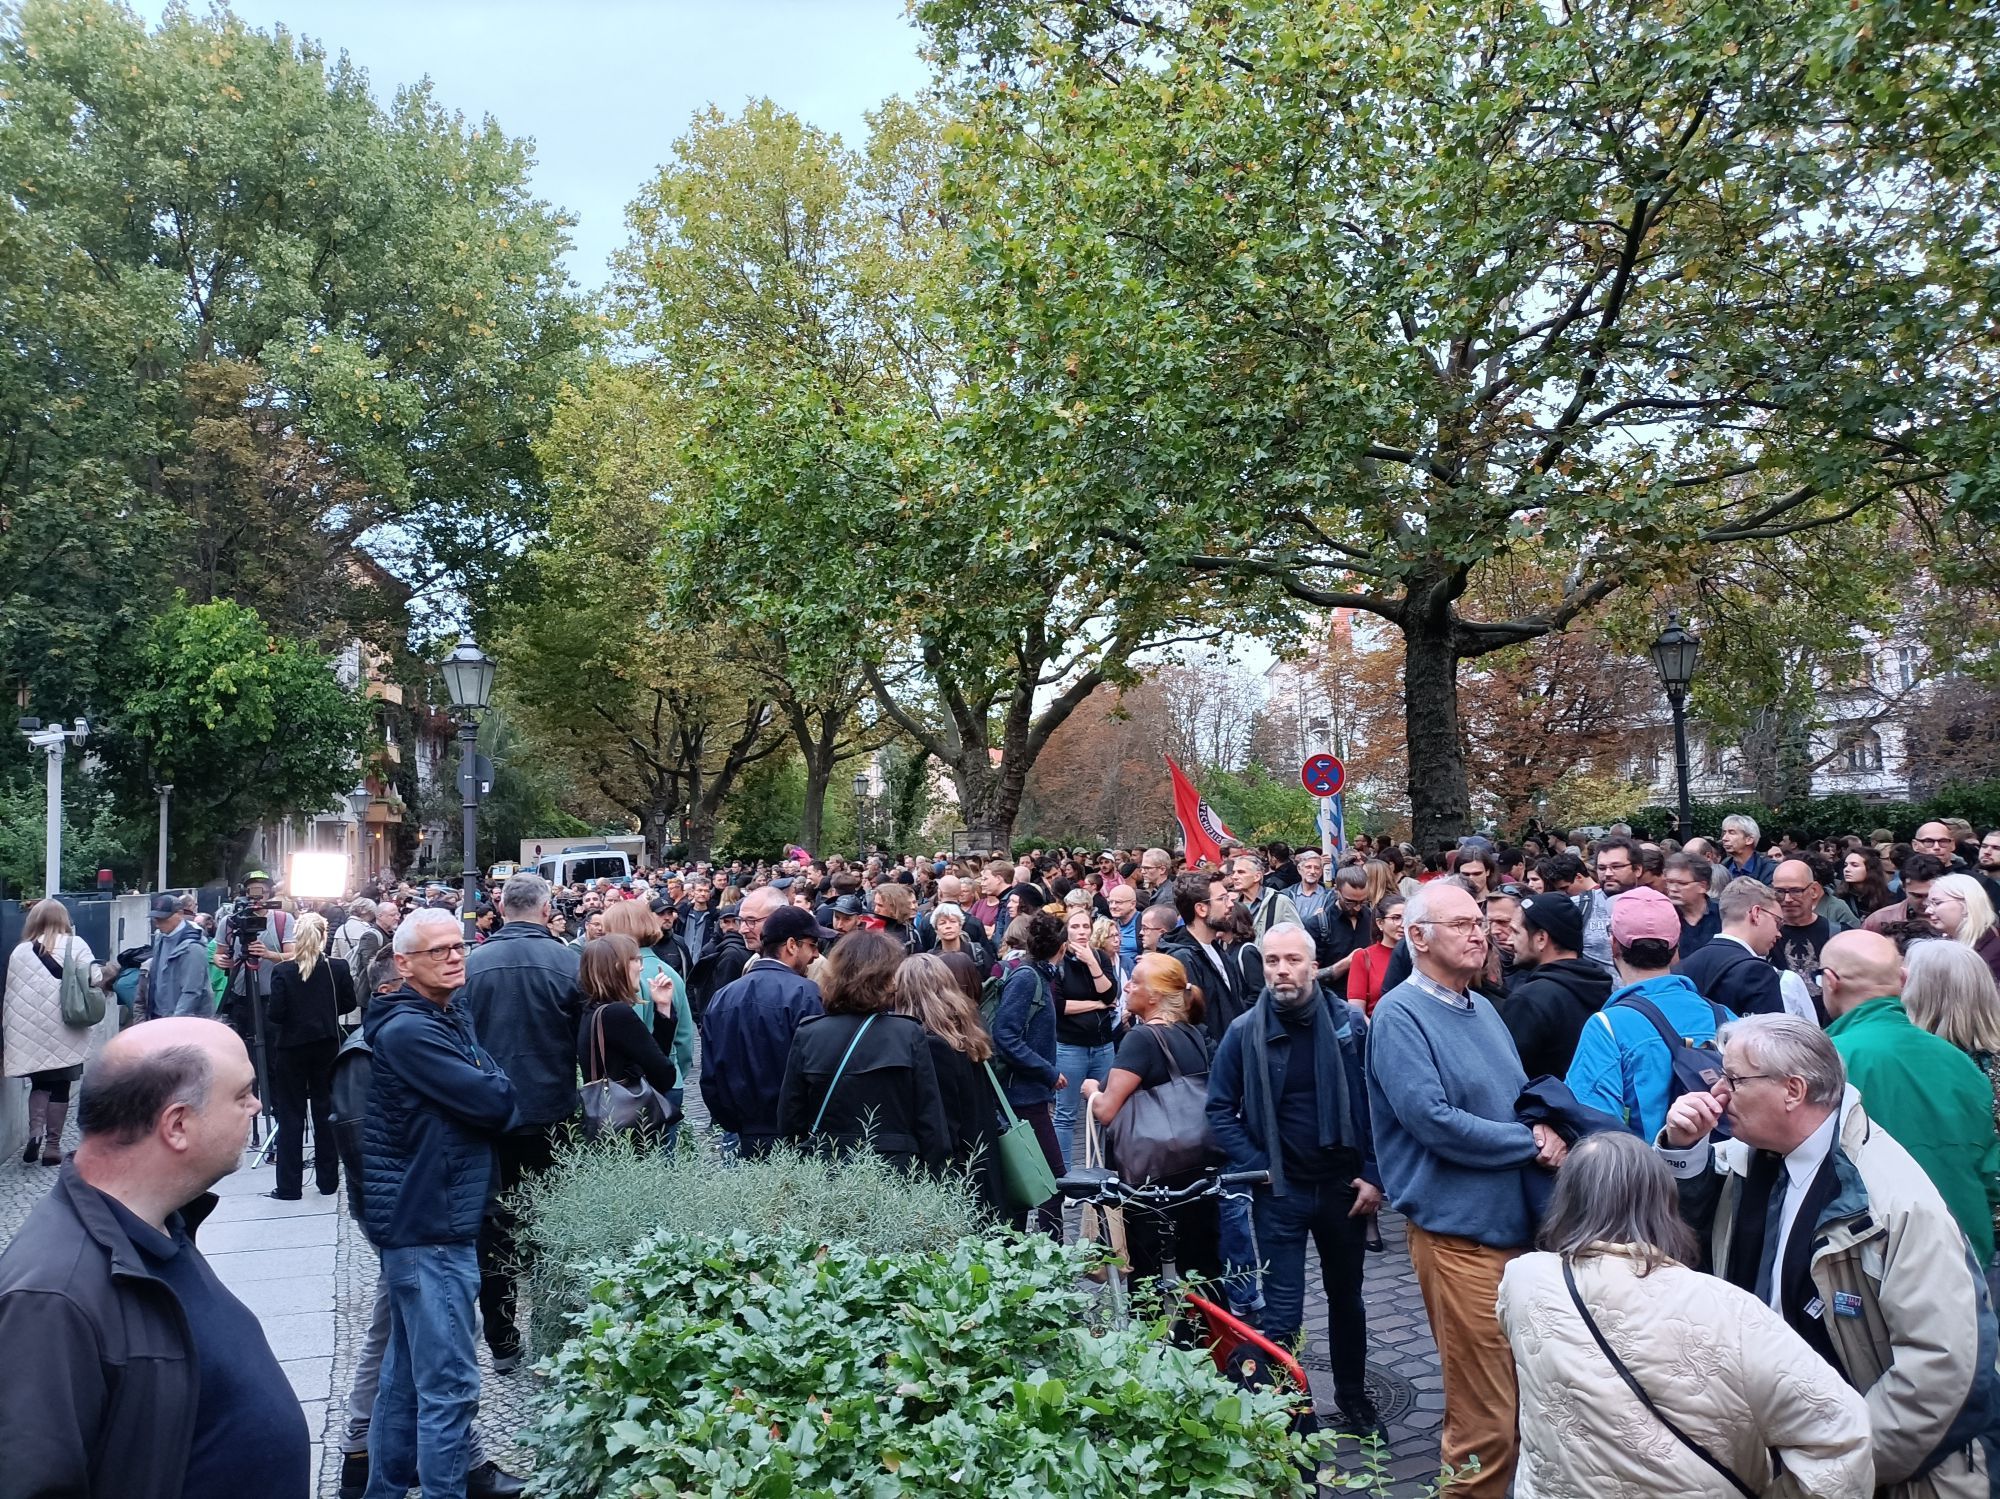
[200, 1159, 340, 1483]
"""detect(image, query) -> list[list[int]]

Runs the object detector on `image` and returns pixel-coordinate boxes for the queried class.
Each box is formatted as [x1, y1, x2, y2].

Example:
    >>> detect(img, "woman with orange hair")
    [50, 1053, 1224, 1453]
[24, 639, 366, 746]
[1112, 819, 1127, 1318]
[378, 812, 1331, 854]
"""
[1081, 953, 1222, 1284]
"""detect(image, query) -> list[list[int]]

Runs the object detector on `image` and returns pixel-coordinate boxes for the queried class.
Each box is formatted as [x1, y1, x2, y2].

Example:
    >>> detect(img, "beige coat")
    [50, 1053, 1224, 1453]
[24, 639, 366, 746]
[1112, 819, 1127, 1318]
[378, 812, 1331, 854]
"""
[1500, 1245, 1874, 1499]
[3, 935, 101, 1077]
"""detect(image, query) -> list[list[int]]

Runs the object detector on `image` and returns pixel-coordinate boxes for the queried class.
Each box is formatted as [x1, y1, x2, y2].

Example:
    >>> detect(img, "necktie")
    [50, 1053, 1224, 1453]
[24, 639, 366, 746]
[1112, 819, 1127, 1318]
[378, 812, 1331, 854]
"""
[1754, 1164, 1790, 1304]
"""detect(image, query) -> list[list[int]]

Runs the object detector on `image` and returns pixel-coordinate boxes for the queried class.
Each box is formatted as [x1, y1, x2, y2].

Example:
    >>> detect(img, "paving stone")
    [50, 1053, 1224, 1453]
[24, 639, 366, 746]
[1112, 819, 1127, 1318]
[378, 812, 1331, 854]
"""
[207, 1244, 337, 1283]
[201, 1213, 338, 1253]
[226, 1273, 335, 1319]
[208, 1189, 339, 1222]
[260, 1309, 337, 1363]
[283, 1356, 333, 1402]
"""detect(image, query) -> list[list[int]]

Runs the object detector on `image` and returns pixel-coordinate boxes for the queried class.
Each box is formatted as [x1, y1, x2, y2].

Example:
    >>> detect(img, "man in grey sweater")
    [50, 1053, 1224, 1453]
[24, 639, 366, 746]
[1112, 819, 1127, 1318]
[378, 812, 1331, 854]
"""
[1366, 883, 1567, 1499]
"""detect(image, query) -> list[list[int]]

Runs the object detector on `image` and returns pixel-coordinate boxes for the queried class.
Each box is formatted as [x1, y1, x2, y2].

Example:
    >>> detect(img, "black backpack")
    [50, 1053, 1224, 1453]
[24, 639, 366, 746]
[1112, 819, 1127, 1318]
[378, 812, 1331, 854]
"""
[1613, 992, 1732, 1134]
[979, 961, 1047, 1082]
[330, 1030, 373, 1227]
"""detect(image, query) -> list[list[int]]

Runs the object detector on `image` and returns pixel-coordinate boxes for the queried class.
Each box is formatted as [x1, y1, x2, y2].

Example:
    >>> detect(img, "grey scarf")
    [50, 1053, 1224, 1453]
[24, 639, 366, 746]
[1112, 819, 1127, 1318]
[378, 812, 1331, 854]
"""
[1241, 984, 1357, 1197]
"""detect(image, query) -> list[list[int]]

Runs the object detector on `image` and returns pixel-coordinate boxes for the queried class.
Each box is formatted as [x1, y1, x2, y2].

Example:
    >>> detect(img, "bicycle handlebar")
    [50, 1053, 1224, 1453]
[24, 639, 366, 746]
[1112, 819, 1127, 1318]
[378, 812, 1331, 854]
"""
[1054, 1167, 1270, 1205]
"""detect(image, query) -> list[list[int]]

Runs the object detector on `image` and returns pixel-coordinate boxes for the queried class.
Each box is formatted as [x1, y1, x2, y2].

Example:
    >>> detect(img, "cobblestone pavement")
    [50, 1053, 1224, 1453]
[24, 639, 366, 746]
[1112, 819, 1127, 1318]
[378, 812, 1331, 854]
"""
[0, 1060, 1452, 1498]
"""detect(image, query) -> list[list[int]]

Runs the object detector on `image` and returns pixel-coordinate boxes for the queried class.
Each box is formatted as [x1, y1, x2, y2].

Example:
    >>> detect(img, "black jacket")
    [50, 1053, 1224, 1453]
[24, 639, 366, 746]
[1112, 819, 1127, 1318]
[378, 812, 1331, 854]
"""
[691, 932, 750, 1014]
[1160, 930, 1260, 1042]
[1500, 958, 1613, 1080]
[461, 921, 582, 1128]
[1676, 936, 1783, 1017]
[579, 1001, 679, 1094]
[929, 1035, 1004, 1209]
[777, 1010, 951, 1171]
[700, 960, 823, 1137]
[0, 1170, 213, 1499]
[361, 987, 517, 1249]
[267, 956, 354, 1048]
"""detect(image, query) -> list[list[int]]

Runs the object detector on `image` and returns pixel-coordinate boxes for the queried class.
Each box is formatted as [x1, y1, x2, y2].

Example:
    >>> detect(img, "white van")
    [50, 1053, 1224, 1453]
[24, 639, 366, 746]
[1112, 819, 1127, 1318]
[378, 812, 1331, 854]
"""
[534, 847, 632, 887]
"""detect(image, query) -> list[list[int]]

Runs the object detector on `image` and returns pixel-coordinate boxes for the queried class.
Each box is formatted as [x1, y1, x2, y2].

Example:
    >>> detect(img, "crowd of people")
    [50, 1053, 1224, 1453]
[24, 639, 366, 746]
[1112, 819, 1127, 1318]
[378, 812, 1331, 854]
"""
[4, 813, 2000, 1497]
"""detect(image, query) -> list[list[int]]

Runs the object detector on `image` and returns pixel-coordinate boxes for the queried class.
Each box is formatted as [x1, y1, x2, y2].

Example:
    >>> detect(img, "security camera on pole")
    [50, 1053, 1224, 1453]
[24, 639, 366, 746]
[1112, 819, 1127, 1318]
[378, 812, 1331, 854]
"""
[17, 716, 90, 897]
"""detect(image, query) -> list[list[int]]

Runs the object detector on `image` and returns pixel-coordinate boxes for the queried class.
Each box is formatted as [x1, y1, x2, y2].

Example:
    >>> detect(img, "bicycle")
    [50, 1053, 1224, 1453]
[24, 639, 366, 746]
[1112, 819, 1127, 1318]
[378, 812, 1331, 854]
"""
[1053, 1163, 1316, 1421]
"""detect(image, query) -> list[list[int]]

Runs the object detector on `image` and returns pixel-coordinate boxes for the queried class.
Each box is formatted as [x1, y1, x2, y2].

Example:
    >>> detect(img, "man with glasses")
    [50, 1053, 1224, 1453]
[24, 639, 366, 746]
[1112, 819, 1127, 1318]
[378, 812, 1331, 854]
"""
[1659, 1016, 1999, 1499]
[1285, 848, 1333, 926]
[1768, 859, 1834, 1020]
[1663, 851, 1721, 955]
[1368, 883, 1565, 1499]
[1307, 865, 1375, 992]
[361, 909, 519, 1499]
[1575, 836, 1642, 975]
[1678, 877, 1805, 1019]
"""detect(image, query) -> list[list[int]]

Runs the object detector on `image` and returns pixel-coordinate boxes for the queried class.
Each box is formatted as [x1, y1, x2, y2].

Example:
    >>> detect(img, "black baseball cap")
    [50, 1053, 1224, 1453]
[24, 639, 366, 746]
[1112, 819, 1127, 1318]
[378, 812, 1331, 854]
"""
[762, 905, 835, 947]
[1518, 891, 1584, 952]
[833, 893, 868, 916]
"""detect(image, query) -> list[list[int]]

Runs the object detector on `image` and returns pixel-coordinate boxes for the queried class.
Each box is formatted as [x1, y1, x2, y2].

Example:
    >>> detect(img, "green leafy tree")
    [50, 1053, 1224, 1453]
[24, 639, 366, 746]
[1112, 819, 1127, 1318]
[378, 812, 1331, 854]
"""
[920, 0, 2000, 846]
[95, 598, 371, 879]
[0, 0, 585, 720]
[617, 98, 1219, 850]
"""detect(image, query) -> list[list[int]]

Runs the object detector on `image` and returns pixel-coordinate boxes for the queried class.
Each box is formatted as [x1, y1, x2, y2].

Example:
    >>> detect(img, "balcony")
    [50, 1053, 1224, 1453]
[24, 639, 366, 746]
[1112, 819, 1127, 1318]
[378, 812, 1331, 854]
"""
[366, 679, 405, 706]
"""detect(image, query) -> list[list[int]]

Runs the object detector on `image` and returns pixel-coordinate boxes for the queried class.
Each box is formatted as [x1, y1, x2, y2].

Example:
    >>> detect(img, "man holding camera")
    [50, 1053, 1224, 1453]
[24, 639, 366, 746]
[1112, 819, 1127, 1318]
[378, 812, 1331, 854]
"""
[214, 870, 294, 1027]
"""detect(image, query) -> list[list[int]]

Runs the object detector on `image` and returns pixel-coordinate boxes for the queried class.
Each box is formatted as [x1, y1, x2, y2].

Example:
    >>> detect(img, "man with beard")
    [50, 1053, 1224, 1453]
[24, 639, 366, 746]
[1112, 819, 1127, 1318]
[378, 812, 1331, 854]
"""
[1207, 924, 1381, 1437]
[1501, 892, 1612, 1079]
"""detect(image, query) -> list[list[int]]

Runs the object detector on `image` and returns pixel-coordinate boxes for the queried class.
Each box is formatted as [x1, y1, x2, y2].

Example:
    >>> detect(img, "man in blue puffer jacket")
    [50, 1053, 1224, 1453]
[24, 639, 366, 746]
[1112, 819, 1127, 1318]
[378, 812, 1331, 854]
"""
[360, 909, 516, 1499]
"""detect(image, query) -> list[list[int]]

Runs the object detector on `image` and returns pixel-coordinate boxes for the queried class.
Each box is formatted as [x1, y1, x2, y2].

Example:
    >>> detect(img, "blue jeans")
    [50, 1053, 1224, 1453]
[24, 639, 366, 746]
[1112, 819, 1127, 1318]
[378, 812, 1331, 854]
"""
[1054, 1041, 1115, 1167]
[366, 1242, 481, 1499]
[1255, 1180, 1369, 1406]
[1217, 1189, 1266, 1316]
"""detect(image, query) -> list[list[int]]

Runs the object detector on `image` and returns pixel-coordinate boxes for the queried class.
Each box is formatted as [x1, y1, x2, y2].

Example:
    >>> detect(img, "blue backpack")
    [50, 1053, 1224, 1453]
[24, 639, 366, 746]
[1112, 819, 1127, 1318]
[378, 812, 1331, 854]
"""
[1613, 992, 1732, 1137]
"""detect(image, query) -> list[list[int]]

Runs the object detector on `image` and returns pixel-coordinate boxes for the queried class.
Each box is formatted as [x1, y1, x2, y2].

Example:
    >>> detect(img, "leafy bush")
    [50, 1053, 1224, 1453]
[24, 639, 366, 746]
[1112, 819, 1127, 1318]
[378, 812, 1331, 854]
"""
[515, 1135, 988, 1353]
[1618, 779, 2000, 844]
[525, 1229, 1336, 1497]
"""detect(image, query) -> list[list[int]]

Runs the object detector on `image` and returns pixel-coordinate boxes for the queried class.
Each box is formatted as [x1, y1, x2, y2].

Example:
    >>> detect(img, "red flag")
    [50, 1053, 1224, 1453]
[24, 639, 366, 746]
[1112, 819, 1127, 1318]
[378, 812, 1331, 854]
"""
[1166, 756, 1235, 868]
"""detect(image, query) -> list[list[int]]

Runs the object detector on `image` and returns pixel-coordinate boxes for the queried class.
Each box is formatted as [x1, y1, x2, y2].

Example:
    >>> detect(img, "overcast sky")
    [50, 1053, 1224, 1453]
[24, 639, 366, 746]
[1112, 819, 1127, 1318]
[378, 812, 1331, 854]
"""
[139, 0, 935, 288]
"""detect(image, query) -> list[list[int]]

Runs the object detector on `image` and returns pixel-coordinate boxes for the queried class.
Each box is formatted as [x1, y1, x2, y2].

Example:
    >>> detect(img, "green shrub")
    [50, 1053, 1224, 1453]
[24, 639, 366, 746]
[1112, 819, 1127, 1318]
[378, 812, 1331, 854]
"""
[524, 1229, 1341, 1497]
[515, 1135, 988, 1353]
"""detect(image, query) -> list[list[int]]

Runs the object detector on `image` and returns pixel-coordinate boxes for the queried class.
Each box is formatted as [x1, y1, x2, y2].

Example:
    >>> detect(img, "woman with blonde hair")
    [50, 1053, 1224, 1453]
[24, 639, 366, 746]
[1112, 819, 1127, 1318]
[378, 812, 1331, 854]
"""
[1081, 953, 1222, 1284]
[601, 897, 692, 1137]
[1925, 874, 2000, 987]
[266, 911, 355, 1199]
[894, 953, 1002, 1209]
[1905, 938, 2000, 1136]
[3, 898, 104, 1165]
[1361, 859, 1397, 912]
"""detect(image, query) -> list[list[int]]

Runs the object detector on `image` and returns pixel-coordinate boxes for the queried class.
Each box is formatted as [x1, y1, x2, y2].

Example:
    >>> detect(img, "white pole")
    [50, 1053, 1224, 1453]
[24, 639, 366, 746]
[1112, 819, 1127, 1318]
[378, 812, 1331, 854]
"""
[44, 740, 63, 898]
[157, 784, 173, 890]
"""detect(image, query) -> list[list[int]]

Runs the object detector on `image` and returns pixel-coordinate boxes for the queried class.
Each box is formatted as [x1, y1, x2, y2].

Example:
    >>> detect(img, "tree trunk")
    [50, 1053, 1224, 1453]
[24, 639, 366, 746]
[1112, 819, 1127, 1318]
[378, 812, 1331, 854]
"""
[1402, 609, 1472, 851]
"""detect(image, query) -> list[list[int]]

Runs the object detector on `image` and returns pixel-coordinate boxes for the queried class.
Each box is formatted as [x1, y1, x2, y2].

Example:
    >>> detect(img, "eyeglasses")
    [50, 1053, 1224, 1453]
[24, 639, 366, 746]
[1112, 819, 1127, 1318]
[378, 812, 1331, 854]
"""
[413, 941, 468, 960]
[1915, 836, 1955, 848]
[1772, 885, 1815, 898]
[1719, 1070, 1780, 1090]
[1925, 895, 1964, 910]
[1419, 917, 1491, 935]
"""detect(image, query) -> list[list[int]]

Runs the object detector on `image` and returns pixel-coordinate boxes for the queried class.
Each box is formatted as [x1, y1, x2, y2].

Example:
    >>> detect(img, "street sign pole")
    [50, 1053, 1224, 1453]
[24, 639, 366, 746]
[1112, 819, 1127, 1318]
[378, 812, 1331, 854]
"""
[1301, 754, 1347, 861]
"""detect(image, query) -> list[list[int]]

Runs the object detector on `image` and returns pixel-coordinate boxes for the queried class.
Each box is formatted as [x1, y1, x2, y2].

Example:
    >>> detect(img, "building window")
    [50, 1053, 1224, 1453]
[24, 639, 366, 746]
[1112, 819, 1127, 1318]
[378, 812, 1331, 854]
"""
[1896, 647, 1920, 690]
[1840, 730, 1884, 773]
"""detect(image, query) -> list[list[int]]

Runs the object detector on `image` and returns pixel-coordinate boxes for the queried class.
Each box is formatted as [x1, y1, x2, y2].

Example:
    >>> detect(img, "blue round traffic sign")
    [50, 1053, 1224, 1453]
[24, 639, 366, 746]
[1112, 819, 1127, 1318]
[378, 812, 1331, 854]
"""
[1301, 754, 1345, 797]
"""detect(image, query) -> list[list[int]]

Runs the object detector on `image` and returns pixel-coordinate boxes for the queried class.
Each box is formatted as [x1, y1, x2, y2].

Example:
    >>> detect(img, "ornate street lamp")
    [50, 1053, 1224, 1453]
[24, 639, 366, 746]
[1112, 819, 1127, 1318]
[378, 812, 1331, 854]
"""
[441, 635, 495, 926]
[853, 771, 870, 861]
[1648, 614, 1701, 838]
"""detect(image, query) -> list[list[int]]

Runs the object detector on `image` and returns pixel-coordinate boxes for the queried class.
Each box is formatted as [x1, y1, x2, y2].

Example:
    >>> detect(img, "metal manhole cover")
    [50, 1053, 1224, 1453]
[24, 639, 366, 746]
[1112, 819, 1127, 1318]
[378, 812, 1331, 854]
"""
[1293, 1356, 1419, 1424]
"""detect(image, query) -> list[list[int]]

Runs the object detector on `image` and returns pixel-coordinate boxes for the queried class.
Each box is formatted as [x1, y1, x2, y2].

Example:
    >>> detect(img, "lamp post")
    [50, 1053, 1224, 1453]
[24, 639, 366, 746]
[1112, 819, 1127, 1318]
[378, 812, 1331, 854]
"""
[1648, 613, 1701, 838]
[440, 634, 495, 931]
[19, 718, 88, 897]
[852, 771, 869, 861]
[155, 783, 173, 891]
[347, 783, 372, 883]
